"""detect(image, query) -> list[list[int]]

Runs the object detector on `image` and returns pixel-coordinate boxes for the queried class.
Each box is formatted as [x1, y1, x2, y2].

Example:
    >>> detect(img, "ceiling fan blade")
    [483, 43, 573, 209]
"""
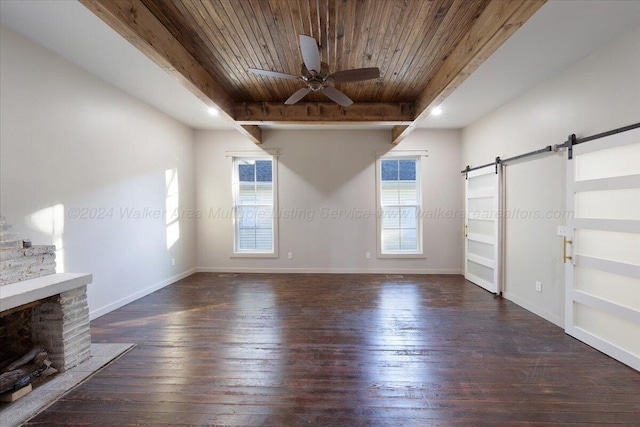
[248, 68, 299, 80]
[321, 86, 353, 107]
[299, 35, 321, 73]
[285, 88, 311, 105]
[329, 67, 380, 83]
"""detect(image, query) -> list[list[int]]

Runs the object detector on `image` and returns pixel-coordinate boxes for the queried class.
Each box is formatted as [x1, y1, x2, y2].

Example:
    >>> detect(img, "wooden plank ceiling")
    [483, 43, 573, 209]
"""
[80, 0, 545, 144]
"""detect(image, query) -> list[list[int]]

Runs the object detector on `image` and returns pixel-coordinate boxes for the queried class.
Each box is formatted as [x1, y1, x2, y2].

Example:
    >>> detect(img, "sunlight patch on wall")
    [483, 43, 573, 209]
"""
[26, 203, 65, 272]
[165, 168, 180, 250]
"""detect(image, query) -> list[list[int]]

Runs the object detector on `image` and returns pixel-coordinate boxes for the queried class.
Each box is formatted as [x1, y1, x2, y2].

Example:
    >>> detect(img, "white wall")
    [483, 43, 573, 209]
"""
[0, 26, 197, 318]
[195, 128, 463, 273]
[462, 26, 640, 326]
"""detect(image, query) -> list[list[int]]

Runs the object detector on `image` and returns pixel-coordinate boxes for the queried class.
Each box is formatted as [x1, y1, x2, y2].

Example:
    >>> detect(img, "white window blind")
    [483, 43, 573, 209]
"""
[379, 158, 421, 254]
[234, 158, 274, 253]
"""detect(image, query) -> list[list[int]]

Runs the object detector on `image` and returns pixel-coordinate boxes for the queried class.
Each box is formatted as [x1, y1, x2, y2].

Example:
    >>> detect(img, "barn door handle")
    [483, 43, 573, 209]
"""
[563, 236, 573, 263]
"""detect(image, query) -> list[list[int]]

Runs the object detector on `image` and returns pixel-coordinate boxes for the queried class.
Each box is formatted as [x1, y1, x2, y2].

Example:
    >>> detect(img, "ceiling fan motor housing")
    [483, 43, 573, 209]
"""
[301, 62, 330, 91]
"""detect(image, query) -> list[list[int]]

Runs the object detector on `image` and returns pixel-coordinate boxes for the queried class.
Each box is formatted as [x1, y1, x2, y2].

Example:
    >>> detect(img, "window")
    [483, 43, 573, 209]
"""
[233, 156, 277, 256]
[378, 156, 422, 256]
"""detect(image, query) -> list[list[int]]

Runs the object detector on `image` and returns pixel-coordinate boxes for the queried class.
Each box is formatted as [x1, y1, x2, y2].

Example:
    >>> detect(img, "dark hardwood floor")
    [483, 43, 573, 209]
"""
[25, 273, 640, 426]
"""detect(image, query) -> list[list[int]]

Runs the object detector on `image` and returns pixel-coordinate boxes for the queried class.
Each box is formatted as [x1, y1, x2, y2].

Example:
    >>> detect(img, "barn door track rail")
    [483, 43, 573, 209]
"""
[461, 121, 640, 177]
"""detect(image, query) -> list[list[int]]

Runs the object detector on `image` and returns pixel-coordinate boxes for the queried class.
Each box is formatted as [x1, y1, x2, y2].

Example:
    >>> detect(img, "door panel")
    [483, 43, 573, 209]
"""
[565, 128, 640, 371]
[465, 165, 502, 294]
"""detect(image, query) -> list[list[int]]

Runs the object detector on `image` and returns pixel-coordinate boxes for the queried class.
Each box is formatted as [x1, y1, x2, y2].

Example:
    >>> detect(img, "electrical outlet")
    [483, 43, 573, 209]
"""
[171, 258, 176, 266]
[557, 226, 567, 236]
[288, 252, 293, 260]
[535, 281, 542, 293]
[365, 252, 371, 259]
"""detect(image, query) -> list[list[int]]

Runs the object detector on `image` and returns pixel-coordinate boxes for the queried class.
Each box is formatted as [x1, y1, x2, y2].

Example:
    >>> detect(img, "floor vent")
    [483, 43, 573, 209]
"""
[218, 273, 237, 277]
[385, 274, 404, 278]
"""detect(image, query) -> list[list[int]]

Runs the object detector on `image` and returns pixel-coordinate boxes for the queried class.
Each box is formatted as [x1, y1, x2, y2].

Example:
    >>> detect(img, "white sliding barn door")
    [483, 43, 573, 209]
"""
[465, 165, 502, 294]
[565, 127, 640, 371]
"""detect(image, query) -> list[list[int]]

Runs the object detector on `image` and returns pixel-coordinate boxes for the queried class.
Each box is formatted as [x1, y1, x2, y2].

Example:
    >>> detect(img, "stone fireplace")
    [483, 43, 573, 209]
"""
[1, 217, 92, 388]
[3, 283, 92, 371]
[0, 218, 131, 426]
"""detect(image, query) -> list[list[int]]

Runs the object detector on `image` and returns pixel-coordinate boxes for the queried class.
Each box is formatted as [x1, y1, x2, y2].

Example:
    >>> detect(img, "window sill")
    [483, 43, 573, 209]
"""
[377, 253, 426, 259]
[231, 252, 279, 259]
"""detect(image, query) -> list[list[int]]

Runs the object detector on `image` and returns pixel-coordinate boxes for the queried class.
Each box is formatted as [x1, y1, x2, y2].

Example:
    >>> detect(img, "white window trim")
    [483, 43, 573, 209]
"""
[376, 153, 427, 259]
[230, 152, 279, 258]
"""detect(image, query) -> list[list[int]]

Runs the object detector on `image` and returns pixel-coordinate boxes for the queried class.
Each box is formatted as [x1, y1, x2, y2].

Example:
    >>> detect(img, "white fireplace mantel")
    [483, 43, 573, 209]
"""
[0, 273, 92, 313]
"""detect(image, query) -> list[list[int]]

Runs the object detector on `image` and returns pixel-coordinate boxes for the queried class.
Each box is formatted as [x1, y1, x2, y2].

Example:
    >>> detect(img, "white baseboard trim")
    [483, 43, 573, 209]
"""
[503, 291, 564, 328]
[195, 267, 463, 275]
[89, 268, 196, 320]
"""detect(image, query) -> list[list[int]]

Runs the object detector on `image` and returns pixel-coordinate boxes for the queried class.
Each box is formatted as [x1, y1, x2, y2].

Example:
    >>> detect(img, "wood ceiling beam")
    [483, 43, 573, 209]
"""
[391, 0, 546, 144]
[79, 0, 262, 144]
[234, 102, 414, 124]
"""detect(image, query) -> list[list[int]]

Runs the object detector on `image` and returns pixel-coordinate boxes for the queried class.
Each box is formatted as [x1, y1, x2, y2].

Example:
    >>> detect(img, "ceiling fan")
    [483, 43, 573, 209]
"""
[248, 35, 380, 107]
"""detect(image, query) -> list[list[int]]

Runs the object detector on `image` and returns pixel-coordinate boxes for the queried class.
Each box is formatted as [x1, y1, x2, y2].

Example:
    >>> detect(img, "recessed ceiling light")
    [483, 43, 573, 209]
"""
[431, 106, 443, 116]
[207, 107, 219, 116]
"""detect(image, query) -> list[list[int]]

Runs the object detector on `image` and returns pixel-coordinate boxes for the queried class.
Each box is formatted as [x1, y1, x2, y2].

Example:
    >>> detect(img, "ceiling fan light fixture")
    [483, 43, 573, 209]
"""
[309, 81, 323, 91]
